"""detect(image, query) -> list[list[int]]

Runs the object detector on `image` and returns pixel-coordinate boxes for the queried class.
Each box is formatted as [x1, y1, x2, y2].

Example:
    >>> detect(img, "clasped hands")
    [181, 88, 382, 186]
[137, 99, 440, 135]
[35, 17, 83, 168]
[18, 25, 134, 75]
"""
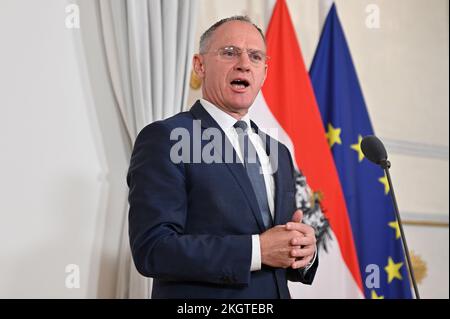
[260, 210, 316, 269]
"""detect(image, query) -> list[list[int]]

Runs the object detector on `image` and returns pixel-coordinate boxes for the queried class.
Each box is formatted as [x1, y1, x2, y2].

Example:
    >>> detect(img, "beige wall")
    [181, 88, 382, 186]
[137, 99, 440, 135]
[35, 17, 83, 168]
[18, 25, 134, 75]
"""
[188, 0, 449, 298]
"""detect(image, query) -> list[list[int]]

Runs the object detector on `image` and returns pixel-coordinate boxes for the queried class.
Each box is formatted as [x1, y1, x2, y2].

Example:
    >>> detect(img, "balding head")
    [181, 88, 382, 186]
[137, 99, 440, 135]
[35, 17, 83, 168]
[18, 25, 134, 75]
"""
[199, 16, 266, 54]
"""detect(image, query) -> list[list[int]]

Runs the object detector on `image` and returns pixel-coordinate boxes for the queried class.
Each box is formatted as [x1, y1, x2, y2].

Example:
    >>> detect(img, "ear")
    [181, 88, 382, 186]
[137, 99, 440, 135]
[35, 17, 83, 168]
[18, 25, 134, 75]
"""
[193, 54, 205, 79]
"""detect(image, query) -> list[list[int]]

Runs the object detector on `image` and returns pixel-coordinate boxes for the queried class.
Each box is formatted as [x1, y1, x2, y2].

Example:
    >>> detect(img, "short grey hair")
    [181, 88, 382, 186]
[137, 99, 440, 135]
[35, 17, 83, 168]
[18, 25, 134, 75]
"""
[199, 16, 266, 54]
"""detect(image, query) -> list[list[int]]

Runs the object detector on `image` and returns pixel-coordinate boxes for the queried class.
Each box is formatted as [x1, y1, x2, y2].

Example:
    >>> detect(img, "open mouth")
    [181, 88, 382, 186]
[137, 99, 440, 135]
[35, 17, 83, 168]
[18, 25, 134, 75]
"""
[230, 79, 250, 90]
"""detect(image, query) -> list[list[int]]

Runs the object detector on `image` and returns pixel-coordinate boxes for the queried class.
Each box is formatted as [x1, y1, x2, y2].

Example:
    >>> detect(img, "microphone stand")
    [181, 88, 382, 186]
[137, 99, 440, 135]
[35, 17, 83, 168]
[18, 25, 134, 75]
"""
[380, 160, 420, 299]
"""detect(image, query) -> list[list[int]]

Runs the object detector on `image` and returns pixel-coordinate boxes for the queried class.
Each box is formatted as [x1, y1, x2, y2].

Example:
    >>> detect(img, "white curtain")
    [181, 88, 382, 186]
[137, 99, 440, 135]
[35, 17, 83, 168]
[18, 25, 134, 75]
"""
[98, 0, 198, 298]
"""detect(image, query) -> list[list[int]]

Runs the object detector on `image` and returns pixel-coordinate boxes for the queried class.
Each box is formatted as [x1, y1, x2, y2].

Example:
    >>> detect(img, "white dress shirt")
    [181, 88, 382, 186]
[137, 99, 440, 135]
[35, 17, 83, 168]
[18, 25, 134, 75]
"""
[200, 99, 316, 272]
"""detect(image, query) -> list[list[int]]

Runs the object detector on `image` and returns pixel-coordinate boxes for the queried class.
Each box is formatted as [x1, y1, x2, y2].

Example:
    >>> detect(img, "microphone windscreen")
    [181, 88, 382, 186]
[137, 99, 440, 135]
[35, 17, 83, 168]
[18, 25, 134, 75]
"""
[361, 135, 388, 165]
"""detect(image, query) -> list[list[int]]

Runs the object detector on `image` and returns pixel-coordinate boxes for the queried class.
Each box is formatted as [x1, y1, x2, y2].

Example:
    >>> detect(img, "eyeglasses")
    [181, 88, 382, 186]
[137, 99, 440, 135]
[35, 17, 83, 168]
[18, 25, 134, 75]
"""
[205, 46, 269, 65]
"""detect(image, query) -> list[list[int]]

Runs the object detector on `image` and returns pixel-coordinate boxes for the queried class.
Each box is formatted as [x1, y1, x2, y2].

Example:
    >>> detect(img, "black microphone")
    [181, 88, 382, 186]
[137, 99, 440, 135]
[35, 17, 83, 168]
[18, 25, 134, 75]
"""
[361, 135, 420, 299]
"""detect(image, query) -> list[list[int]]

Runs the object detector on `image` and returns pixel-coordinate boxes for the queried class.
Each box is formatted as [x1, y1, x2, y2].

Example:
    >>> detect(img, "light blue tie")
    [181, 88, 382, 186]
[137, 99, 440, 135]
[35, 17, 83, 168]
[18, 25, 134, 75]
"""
[234, 121, 273, 229]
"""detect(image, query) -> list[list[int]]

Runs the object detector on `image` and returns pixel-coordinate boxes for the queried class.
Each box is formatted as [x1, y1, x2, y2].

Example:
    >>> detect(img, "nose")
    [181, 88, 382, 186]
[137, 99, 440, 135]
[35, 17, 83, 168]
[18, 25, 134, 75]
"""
[234, 51, 251, 72]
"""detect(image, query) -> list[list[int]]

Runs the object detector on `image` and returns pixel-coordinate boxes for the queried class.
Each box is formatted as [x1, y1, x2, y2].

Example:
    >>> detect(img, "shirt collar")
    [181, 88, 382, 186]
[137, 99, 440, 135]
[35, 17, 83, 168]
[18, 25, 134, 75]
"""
[200, 99, 251, 132]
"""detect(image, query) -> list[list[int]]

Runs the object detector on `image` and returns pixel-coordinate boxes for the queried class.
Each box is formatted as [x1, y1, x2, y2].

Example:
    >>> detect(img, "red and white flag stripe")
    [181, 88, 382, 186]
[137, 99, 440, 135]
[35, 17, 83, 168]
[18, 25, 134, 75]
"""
[250, 0, 364, 298]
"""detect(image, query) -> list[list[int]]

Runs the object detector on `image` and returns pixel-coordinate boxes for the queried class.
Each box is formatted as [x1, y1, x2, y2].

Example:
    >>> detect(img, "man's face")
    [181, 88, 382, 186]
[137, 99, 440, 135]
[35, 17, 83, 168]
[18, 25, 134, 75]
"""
[193, 21, 268, 118]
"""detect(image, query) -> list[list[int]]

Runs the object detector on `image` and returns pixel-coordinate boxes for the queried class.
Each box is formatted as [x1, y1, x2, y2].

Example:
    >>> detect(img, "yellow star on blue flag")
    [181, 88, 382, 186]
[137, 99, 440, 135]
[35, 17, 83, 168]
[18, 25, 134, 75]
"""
[378, 175, 390, 195]
[326, 123, 342, 148]
[385, 257, 404, 283]
[389, 221, 401, 239]
[371, 290, 385, 299]
[351, 135, 365, 162]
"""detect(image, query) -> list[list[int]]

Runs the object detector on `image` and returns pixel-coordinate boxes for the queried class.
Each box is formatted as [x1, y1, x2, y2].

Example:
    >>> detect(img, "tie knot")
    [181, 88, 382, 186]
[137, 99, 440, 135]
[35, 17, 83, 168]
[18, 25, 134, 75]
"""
[233, 120, 248, 134]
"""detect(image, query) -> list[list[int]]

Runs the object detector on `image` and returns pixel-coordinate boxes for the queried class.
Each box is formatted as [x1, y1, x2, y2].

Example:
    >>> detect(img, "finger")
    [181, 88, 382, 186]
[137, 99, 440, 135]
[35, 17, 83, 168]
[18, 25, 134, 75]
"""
[291, 209, 303, 223]
[291, 257, 312, 269]
[291, 236, 316, 246]
[286, 222, 314, 235]
[289, 224, 316, 240]
[290, 237, 304, 245]
[290, 247, 315, 258]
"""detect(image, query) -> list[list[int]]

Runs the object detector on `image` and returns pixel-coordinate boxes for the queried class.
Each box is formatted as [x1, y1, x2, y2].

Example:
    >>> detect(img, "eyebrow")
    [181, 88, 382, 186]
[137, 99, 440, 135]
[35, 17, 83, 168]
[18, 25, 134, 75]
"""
[220, 45, 265, 52]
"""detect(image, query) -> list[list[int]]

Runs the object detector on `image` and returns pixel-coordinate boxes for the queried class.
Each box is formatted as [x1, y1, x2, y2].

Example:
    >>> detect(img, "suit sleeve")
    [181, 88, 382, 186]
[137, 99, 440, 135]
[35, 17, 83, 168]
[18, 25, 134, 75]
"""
[282, 144, 319, 284]
[127, 122, 252, 286]
[286, 254, 319, 284]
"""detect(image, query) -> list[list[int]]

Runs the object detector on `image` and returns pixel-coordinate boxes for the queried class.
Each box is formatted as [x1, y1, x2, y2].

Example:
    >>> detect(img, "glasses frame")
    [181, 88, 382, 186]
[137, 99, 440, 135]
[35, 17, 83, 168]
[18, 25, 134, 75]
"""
[203, 45, 270, 66]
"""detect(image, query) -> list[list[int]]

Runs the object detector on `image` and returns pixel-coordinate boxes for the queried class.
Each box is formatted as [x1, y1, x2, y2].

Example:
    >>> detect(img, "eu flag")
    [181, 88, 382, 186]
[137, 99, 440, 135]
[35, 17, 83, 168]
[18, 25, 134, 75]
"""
[309, 4, 413, 299]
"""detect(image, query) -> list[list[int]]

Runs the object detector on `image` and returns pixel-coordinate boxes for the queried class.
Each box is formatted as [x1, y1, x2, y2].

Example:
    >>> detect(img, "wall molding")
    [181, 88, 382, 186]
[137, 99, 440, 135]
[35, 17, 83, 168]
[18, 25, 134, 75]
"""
[402, 211, 449, 227]
[382, 137, 449, 160]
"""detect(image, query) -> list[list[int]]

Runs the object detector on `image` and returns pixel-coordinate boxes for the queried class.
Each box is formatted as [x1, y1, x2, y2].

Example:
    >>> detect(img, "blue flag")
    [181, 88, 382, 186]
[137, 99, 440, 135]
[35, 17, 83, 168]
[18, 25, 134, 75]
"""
[309, 4, 413, 299]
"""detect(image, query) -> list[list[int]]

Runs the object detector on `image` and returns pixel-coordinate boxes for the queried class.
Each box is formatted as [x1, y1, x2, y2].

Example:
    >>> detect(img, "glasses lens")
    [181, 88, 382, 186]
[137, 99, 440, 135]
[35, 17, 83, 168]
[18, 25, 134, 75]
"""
[218, 47, 267, 64]
[220, 47, 238, 59]
[248, 51, 265, 63]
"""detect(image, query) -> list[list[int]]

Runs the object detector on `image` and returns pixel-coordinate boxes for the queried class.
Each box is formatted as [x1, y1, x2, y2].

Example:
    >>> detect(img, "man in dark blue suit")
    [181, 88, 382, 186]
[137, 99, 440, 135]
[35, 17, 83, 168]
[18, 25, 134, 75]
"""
[127, 16, 318, 299]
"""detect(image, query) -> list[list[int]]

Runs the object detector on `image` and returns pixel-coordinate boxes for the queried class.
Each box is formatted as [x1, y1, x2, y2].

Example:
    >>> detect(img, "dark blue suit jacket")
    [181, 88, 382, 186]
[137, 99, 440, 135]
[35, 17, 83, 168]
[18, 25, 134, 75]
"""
[127, 101, 318, 299]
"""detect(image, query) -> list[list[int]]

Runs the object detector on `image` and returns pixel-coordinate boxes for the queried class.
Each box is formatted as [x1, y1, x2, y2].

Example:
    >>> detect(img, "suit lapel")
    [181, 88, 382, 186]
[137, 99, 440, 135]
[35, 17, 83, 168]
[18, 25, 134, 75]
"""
[271, 144, 285, 226]
[190, 101, 266, 232]
[251, 121, 285, 226]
